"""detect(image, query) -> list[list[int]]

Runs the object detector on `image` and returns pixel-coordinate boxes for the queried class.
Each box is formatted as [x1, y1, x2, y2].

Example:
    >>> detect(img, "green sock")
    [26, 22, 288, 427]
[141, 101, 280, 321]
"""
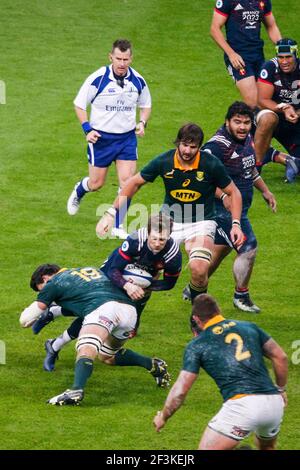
[72, 357, 94, 390]
[189, 282, 207, 303]
[115, 348, 152, 370]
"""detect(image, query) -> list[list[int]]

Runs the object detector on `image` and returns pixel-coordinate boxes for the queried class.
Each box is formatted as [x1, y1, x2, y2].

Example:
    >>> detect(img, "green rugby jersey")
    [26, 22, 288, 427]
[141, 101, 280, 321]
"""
[140, 149, 231, 223]
[183, 315, 278, 401]
[37, 267, 135, 318]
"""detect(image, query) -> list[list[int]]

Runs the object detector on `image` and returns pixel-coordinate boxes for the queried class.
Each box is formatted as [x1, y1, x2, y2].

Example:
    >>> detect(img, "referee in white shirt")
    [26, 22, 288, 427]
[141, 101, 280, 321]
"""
[67, 39, 152, 239]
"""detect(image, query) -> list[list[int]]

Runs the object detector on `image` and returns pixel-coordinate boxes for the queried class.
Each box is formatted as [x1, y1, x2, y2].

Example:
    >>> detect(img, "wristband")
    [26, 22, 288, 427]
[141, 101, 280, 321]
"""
[232, 219, 241, 227]
[81, 121, 93, 134]
[220, 193, 227, 201]
[139, 119, 147, 128]
[105, 207, 117, 218]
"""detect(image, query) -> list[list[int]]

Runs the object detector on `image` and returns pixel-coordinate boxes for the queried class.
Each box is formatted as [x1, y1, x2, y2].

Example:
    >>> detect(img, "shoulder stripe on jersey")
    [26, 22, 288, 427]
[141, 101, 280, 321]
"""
[128, 68, 146, 95]
[164, 241, 180, 263]
[271, 58, 278, 67]
[138, 227, 147, 251]
[207, 135, 231, 148]
[91, 67, 111, 103]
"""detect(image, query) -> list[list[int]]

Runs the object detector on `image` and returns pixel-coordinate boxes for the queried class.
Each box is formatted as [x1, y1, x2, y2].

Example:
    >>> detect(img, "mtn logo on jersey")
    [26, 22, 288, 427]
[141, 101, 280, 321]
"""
[234, 3, 244, 11]
[170, 189, 201, 202]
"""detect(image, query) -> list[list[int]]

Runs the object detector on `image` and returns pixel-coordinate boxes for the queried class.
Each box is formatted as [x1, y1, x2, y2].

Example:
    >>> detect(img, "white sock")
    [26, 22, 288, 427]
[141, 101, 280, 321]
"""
[49, 305, 63, 318]
[52, 330, 72, 352]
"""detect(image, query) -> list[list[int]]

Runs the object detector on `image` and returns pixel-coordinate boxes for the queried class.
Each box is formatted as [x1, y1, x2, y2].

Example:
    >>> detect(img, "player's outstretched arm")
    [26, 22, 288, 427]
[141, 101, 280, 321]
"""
[96, 173, 147, 237]
[19, 301, 48, 328]
[153, 371, 197, 432]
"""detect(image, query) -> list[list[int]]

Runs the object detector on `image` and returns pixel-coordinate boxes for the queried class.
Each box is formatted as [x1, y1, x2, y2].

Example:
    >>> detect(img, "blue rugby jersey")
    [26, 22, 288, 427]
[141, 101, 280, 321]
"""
[101, 228, 182, 292]
[203, 125, 259, 212]
[258, 57, 300, 109]
[214, 0, 272, 61]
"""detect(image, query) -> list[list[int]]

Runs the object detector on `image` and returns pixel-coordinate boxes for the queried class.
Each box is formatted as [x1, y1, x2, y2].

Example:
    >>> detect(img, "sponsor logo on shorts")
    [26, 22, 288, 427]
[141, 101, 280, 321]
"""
[98, 316, 114, 330]
[216, 0, 223, 8]
[170, 189, 201, 202]
[231, 426, 249, 438]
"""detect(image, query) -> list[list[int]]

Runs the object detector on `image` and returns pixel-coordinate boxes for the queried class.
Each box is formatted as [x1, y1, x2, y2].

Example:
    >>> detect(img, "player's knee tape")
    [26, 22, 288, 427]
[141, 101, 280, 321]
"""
[100, 342, 120, 357]
[189, 247, 212, 264]
[256, 109, 278, 125]
[76, 334, 102, 353]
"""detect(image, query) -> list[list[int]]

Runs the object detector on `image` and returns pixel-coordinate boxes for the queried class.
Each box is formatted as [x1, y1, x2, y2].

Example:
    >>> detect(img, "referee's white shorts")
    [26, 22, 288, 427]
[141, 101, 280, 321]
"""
[208, 394, 284, 441]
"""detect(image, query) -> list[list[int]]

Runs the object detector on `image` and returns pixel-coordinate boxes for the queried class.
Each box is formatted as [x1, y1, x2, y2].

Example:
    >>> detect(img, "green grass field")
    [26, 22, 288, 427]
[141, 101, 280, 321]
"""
[0, 0, 299, 450]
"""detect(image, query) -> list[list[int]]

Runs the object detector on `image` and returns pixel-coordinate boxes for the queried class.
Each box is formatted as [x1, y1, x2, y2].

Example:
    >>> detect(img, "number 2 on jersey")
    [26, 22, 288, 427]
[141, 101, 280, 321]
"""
[225, 333, 251, 361]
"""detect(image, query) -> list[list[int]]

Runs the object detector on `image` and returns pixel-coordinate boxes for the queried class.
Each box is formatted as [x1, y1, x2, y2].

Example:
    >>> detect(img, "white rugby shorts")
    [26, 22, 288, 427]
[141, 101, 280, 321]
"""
[208, 394, 284, 441]
[170, 220, 217, 244]
[83, 301, 137, 340]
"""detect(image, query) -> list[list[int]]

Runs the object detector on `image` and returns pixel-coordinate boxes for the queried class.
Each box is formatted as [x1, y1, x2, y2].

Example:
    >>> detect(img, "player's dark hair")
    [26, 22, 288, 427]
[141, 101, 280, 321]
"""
[112, 39, 132, 54]
[225, 101, 254, 121]
[192, 294, 221, 322]
[147, 212, 173, 236]
[174, 123, 204, 147]
[30, 264, 60, 291]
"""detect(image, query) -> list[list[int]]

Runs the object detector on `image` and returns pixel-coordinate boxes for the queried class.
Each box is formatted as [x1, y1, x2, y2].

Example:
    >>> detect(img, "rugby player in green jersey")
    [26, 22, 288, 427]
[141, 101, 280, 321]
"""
[20, 265, 170, 405]
[97, 124, 244, 303]
[153, 294, 287, 450]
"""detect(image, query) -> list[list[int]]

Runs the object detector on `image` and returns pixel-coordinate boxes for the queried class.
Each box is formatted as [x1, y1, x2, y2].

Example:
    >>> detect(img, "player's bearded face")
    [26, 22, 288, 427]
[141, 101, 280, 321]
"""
[226, 115, 252, 141]
[178, 142, 199, 161]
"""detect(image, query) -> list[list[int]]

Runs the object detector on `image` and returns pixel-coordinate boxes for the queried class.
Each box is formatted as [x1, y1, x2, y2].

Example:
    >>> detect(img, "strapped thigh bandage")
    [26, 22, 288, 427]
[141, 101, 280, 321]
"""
[100, 342, 121, 357]
[76, 334, 102, 353]
[189, 247, 212, 264]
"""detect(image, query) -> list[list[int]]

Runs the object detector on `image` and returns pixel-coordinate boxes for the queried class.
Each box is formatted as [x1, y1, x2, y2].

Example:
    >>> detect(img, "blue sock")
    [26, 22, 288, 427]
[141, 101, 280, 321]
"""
[76, 177, 90, 199]
[115, 195, 131, 228]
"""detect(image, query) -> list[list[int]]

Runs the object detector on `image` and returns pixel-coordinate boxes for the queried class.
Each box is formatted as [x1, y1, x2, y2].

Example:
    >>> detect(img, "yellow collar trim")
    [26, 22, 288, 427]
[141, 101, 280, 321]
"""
[174, 149, 200, 170]
[203, 315, 225, 330]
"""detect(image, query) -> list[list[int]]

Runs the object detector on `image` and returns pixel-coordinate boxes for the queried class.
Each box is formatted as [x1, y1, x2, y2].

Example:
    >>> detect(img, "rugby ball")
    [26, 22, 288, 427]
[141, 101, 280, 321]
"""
[123, 264, 152, 288]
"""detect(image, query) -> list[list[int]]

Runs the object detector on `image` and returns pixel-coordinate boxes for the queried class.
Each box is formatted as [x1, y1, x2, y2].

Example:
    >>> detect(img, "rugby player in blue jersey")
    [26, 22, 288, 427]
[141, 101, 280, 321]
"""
[211, 0, 281, 108]
[255, 38, 300, 182]
[183, 102, 276, 313]
[67, 39, 151, 238]
[153, 294, 287, 450]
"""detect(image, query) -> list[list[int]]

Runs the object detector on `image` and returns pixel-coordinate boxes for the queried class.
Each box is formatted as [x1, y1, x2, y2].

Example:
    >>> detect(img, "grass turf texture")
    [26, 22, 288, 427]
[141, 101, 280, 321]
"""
[0, 0, 299, 450]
